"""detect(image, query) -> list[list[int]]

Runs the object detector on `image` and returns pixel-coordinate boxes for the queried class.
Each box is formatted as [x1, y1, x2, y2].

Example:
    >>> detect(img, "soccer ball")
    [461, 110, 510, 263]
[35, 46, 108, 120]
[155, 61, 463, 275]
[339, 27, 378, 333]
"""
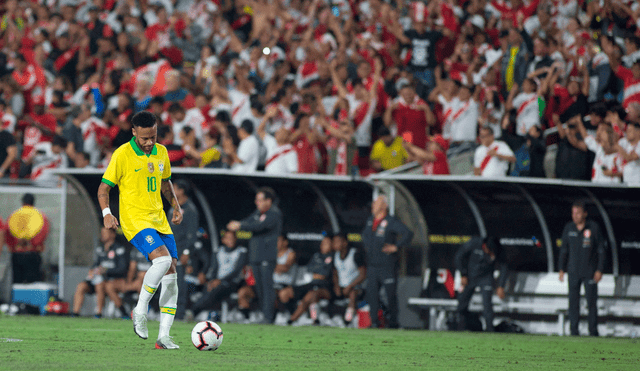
[191, 321, 223, 351]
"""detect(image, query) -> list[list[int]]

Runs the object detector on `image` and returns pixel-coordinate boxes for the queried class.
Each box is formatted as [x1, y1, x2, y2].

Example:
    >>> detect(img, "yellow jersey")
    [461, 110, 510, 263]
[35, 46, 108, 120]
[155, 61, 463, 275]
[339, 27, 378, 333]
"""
[102, 137, 173, 240]
[370, 137, 408, 170]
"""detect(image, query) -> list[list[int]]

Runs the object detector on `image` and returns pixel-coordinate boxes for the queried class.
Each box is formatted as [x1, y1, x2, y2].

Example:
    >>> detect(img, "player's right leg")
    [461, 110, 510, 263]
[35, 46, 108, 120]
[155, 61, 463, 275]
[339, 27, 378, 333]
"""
[129, 229, 173, 340]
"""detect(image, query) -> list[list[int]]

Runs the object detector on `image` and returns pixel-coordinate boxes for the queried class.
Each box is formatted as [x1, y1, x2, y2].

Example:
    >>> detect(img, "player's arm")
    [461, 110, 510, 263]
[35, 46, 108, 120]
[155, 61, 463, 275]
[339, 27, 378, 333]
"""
[98, 182, 119, 229]
[161, 179, 183, 225]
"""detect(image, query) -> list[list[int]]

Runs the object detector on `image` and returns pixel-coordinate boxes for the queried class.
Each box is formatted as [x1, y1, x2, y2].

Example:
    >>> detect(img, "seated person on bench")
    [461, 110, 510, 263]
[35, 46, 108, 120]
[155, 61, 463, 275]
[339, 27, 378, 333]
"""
[189, 230, 247, 319]
[72, 228, 129, 317]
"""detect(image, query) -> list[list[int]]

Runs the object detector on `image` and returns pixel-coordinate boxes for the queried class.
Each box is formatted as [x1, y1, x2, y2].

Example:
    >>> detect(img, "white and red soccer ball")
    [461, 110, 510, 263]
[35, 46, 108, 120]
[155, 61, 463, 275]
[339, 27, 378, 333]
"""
[191, 321, 223, 351]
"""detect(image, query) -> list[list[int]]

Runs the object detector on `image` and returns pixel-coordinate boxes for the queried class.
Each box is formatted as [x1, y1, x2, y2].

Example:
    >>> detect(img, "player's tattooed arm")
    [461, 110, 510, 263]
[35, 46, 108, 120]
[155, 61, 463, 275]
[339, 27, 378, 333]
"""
[98, 182, 119, 229]
[162, 179, 183, 225]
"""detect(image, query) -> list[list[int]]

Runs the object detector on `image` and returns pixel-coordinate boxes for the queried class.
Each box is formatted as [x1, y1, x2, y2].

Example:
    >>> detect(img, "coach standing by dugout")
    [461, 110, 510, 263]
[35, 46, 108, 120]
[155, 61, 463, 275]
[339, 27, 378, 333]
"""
[167, 179, 200, 320]
[558, 200, 606, 336]
[228, 187, 282, 324]
[362, 195, 413, 328]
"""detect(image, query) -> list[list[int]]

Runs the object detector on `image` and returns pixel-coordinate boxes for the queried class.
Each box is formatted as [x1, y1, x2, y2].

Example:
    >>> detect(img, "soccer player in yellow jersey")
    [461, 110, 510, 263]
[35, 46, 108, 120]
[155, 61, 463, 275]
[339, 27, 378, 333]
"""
[98, 111, 183, 349]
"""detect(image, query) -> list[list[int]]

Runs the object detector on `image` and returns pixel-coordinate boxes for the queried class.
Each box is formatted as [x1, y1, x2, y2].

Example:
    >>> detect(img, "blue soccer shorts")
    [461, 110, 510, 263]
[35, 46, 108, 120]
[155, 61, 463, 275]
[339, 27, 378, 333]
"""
[130, 228, 178, 260]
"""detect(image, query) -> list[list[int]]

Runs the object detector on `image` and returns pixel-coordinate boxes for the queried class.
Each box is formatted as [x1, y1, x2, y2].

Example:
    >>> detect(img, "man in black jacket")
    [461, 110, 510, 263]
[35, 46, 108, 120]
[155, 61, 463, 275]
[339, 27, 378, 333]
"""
[361, 195, 413, 328]
[455, 236, 508, 332]
[558, 201, 606, 336]
[228, 187, 283, 324]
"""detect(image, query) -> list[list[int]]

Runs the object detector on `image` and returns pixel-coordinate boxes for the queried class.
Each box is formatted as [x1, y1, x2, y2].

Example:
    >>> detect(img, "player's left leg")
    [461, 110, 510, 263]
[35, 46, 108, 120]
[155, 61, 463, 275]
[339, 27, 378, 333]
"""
[156, 233, 179, 349]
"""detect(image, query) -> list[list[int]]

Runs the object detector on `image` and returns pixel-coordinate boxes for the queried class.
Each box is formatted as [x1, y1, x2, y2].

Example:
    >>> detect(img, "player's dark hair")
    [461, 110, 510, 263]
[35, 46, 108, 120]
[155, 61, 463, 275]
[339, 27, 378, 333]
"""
[572, 200, 587, 211]
[22, 193, 35, 206]
[256, 186, 276, 202]
[131, 111, 158, 128]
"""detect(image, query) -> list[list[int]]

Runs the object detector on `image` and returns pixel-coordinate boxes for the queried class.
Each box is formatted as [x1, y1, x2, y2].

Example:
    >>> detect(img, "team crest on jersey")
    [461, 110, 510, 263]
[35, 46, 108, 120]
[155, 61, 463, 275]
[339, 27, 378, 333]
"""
[259, 214, 266, 222]
[381, 220, 388, 228]
[584, 229, 591, 238]
[108, 250, 115, 259]
[158, 162, 164, 173]
[148, 162, 154, 173]
[145, 235, 155, 245]
[325, 256, 332, 264]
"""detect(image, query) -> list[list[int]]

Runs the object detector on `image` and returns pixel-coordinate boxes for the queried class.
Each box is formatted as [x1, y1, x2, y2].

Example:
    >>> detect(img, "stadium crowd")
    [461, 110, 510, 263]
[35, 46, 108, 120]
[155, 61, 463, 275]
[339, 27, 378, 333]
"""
[1, 0, 640, 182]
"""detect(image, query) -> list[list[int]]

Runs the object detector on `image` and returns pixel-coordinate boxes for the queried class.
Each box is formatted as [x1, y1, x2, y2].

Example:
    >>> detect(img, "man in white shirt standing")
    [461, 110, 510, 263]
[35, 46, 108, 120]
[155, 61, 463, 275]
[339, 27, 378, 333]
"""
[616, 121, 640, 185]
[506, 79, 540, 137]
[474, 126, 516, 177]
[228, 120, 260, 173]
[440, 82, 479, 144]
[257, 106, 298, 174]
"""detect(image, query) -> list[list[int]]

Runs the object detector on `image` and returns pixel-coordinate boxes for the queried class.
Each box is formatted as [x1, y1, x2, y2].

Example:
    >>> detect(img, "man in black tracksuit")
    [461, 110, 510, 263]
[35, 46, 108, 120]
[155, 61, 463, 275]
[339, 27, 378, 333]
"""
[558, 201, 606, 336]
[455, 236, 508, 332]
[228, 187, 283, 324]
[362, 195, 413, 328]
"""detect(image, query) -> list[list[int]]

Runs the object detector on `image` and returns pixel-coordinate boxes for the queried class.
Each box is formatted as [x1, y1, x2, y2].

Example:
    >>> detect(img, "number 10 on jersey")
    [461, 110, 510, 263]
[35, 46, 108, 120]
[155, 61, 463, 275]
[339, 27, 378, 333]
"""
[147, 177, 157, 192]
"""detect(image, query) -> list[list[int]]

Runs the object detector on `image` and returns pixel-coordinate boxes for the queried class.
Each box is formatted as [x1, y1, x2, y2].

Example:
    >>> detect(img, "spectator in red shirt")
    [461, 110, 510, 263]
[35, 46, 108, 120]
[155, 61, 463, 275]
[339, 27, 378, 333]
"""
[384, 80, 434, 149]
[404, 134, 451, 175]
[291, 114, 320, 174]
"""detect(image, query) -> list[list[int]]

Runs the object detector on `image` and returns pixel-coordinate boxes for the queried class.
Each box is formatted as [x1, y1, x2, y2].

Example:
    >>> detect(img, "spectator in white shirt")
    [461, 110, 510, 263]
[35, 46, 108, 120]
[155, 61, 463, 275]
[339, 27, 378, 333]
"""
[256, 106, 298, 174]
[576, 117, 623, 183]
[227, 120, 260, 173]
[474, 126, 516, 177]
[616, 122, 640, 184]
[168, 103, 205, 145]
[506, 78, 540, 137]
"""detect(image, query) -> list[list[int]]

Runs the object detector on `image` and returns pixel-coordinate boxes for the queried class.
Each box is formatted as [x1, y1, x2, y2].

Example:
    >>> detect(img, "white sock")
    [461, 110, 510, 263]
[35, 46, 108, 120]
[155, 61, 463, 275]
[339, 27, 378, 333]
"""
[158, 273, 178, 339]
[134, 256, 171, 315]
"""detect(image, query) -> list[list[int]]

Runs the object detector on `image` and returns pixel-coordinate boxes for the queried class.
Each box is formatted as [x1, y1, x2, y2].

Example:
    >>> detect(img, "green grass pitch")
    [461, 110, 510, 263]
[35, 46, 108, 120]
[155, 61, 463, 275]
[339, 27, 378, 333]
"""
[1, 315, 639, 370]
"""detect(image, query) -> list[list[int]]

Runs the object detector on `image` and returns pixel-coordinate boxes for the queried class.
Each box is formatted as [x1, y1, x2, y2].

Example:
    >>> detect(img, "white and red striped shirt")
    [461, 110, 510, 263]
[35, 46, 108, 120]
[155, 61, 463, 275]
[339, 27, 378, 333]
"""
[512, 92, 540, 136]
[80, 117, 108, 165]
[473, 140, 514, 177]
[585, 135, 623, 184]
[265, 140, 298, 174]
[618, 137, 640, 184]
[30, 142, 68, 181]
[438, 96, 479, 142]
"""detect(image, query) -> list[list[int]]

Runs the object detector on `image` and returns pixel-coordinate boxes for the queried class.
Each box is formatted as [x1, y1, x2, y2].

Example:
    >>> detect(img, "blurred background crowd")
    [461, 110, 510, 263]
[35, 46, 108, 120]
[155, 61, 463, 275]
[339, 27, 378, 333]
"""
[1, 0, 640, 183]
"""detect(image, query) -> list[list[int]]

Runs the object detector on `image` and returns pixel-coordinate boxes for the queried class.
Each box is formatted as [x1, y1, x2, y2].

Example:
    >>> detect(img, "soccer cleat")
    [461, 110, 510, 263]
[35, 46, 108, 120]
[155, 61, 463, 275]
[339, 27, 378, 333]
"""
[344, 307, 355, 323]
[155, 336, 180, 349]
[132, 310, 148, 339]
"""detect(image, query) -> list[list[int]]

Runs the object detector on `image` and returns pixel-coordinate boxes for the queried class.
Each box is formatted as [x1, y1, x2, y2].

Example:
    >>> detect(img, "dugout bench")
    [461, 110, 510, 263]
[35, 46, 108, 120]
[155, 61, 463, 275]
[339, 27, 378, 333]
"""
[408, 273, 640, 335]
